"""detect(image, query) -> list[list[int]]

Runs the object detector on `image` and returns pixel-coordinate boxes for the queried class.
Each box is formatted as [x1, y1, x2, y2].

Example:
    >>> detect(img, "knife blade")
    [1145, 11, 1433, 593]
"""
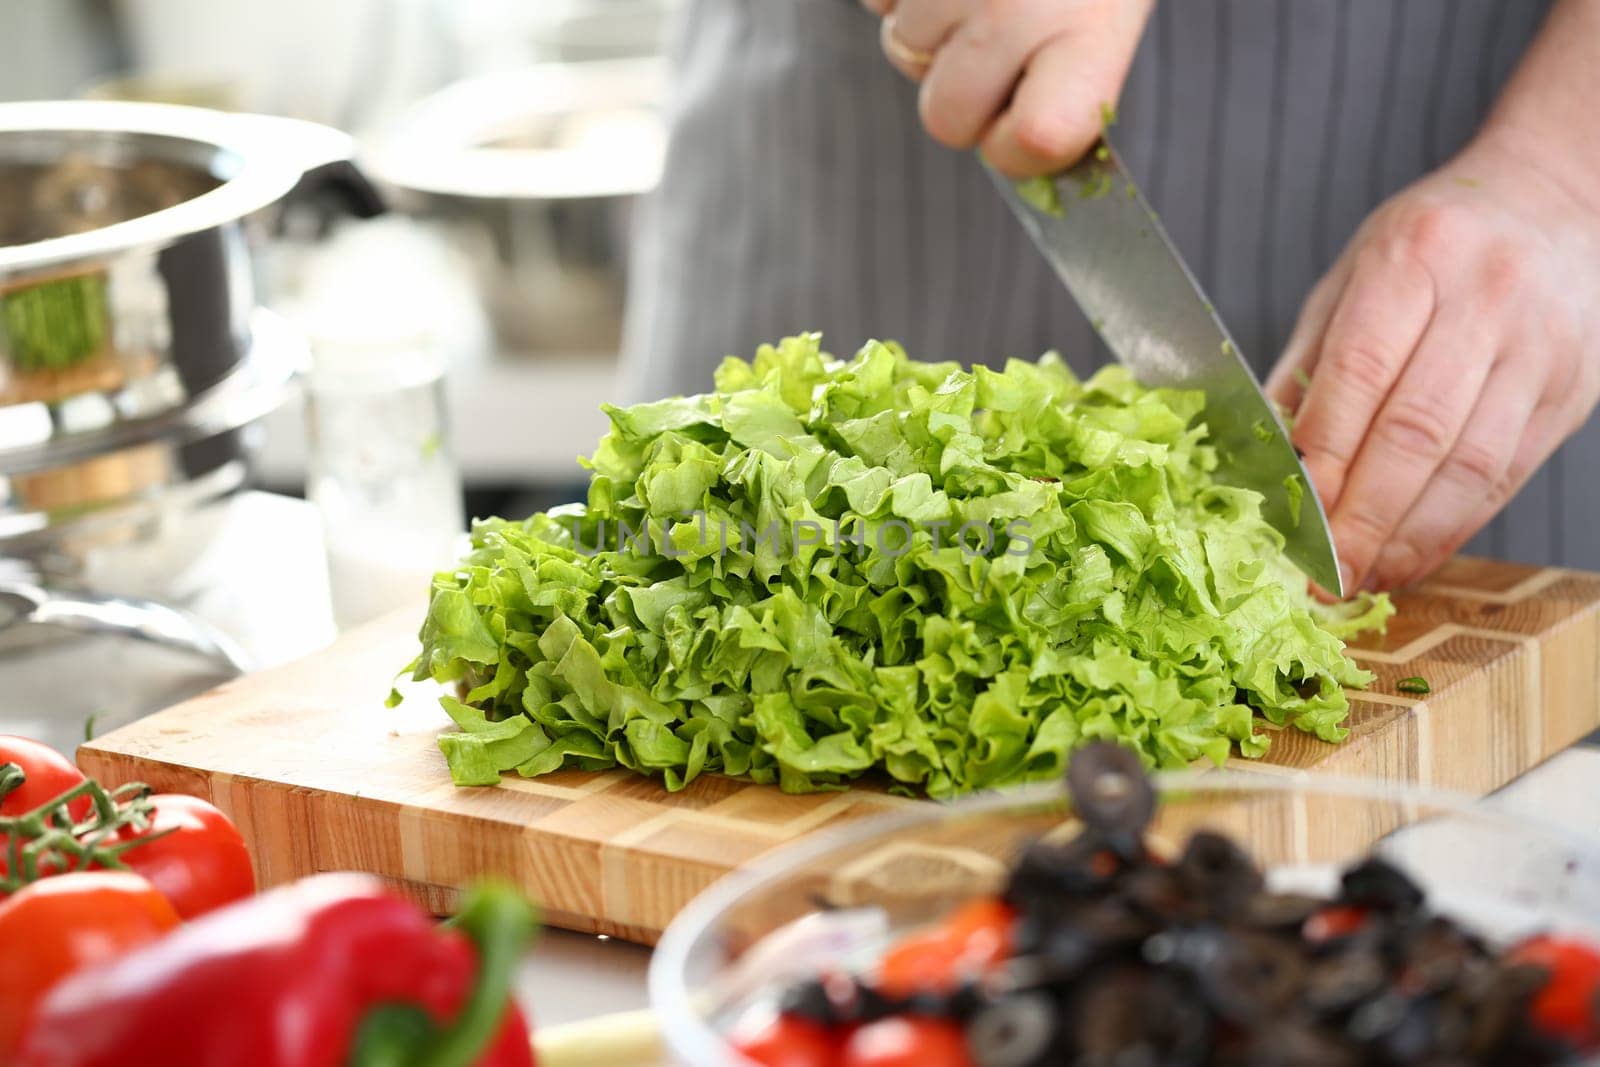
[985, 142, 1344, 596]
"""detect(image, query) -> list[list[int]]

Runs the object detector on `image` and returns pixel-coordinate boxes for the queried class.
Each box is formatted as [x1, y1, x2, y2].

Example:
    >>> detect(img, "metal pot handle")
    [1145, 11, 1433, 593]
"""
[0, 580, 251, 678]
[229, 112, 387, 231]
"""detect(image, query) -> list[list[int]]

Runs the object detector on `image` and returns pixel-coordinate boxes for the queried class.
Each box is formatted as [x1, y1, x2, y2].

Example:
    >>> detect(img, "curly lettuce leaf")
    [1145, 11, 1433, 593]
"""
[410, 335, 1391, 797]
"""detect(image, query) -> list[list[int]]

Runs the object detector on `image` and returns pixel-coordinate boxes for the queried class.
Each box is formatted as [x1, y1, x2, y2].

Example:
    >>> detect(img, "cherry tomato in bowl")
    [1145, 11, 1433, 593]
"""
[112, 794, 254, 920]
[730, 1009, 841, 1067]
[0, 871, 179, 1060]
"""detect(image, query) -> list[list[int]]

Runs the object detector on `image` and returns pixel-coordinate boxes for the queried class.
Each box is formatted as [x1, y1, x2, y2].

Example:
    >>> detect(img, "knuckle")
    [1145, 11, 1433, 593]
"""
[1438, 438, 1505, 490]
[1389, 201, 1468, 262]
[1476, 242, 1530, 307]
[1376, 400, 1457, 458]
[1324, 337, 1402, 396]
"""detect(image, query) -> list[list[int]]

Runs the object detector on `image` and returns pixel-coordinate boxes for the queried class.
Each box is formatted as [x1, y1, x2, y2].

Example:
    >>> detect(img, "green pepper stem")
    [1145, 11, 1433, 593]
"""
[347, 885, 538, 1067]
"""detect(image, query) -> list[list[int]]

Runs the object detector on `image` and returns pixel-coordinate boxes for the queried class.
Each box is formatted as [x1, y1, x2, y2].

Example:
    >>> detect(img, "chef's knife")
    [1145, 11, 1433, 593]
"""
[985, 142, 1344, 596]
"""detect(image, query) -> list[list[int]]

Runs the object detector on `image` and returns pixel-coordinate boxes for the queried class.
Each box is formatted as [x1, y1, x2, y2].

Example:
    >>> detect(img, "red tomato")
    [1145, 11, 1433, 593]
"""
[1509, 935, 1600, 1050]
[113, 794, 255, 919]
[0, 736, 90, 825]
[0, 871, 179, 1060]
[1303, 905, 1369, 943]
[840, 1017, 971, 1067]
[731, 1010, 841, 1067]
[877, 897, 1015, 997]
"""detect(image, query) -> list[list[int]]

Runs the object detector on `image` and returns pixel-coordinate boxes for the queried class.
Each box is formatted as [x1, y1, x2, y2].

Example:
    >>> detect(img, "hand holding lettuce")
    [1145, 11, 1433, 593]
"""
[405, 337, 1391, 797]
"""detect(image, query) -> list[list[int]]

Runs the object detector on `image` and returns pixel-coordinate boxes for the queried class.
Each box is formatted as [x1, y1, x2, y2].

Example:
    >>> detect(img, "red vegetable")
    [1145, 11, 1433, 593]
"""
[0, 871, 179, 1061]
[0, 738, 91, 868]
[112, 794, 255, 919]
[840, 1017, 971, 1067]
[1509, 934, 1600, 1050]
[877, 897, 1015, 997]
[731, 1011, 841, 1067]
[1303, 904, 1370, 943]
[15, 873, 536, 1067]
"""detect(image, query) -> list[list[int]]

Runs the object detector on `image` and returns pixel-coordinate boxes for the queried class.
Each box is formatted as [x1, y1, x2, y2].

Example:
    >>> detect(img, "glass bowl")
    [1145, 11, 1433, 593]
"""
[649, 769, 1600, 1066]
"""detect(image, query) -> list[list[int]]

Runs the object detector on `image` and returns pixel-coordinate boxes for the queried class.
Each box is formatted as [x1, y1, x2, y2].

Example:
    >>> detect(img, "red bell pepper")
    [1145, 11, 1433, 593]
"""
[14, 873, 537, 1067]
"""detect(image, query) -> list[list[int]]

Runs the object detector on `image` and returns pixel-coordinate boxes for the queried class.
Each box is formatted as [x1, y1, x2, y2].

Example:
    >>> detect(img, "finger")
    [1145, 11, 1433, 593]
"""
[981, 34, 1116, 177]
[884, 0, 966, 53]
[1264, 252, 1354, 413]
[1365, 352, 1541, 588]
[861, 0, 896, 15]
[1447, 397, 1573, 570]
[918, 11, 1043, 148]
[1289, 245, 1437, 519]
[880, 15, 933, 80]
[1325, 310, 1494, 592]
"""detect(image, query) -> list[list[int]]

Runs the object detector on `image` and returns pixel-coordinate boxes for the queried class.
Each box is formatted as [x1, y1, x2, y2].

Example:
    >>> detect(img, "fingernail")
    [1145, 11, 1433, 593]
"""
[1338, 562, 1355, 595]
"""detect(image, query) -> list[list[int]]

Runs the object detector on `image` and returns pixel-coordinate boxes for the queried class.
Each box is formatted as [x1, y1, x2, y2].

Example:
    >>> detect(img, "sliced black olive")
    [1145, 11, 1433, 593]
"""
[1227, 1021, 1364, 1067]
[967, 991, 1056, 1067]
[1339, 857, 1425, 915]
[1120, 864, 1195, 924]
[1305, 948, 1388, 1016]
[777, 977, 839, 1025]
[1193, 930, 1306, 1022]
[1068, 966, 1211, 1067]
[1175, 832, 1265, 914]
[1398, 918, 1478, 995]
[1006, 835, 1119, 906]
[1065, 742, 1155, 851]
[1241, 891, 1324, 931]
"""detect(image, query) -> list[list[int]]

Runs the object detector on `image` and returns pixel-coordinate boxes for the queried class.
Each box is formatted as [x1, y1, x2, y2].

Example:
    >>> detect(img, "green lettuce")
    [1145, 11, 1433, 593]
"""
[405, 337, 1391, 797]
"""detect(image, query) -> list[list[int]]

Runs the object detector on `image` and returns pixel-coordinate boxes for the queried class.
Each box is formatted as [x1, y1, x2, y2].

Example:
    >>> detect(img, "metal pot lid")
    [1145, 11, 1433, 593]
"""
[0, 100, 355, 277]
[0, 307, 302, 475]
[365, 59, 667, 201]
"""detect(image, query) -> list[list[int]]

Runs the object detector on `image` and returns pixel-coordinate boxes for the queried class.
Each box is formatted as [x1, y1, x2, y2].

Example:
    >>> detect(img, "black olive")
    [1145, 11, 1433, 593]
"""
[1065, 742, 1155, 851]
[1227, 1021, 1364, 1067]
[1121, 864, 1195, 924]
[1340, 858, 1425, 915]
[1398, 918, 1478, 995]
[1067, 966, 1211, 1067]
[1460, 962, 1552, 1059]
[1006, 836, 1119, 906]
[967, 991, 1056, 1067]
[1175, 832, 1265, 915]
[777, 977, 839, 1025]
[1306, 948, 1388, 1016]
[1241, 891, 1324, 932]
[1347, 990, 1442, 1061]
[1182, 930, 1306, 1023]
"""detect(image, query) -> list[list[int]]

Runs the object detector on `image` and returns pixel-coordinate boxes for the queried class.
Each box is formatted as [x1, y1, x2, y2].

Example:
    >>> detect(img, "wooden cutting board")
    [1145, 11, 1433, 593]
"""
[79, 557, 1600, 944]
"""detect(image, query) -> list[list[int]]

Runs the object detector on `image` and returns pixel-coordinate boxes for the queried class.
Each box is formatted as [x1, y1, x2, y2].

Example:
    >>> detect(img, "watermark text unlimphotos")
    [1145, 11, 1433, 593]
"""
[569, 511, 1034, 560]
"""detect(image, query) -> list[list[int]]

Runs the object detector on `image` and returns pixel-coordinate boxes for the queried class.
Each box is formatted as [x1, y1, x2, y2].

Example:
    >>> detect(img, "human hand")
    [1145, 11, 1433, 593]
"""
[1266, 135, 1600, 593]
[858, 0, 1154, 177]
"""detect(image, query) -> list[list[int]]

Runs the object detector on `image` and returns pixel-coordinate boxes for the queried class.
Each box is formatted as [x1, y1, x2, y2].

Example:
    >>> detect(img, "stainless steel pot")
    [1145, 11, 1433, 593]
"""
[0, 100, 380, 430]
[0, 102, 381, 559]
[0, 102, 380, 674]
[365, 61, 665, 355]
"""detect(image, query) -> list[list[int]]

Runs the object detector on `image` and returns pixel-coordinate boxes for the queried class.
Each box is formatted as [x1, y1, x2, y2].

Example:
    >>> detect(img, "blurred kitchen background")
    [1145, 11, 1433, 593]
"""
[0, 0, 677, 747]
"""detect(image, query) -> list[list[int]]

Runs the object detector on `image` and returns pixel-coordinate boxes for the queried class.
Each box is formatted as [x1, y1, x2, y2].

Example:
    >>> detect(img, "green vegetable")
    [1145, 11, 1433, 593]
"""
[405, 337, 1392, 797]
[1, 273, 110, 372]
[1396, 676, 1432, 695]
[1015, 176, 1065, 217]
[1283, 474, 1305, 527]
[1293, 367, 1313, 390]
[1251, 420, 1275, 444]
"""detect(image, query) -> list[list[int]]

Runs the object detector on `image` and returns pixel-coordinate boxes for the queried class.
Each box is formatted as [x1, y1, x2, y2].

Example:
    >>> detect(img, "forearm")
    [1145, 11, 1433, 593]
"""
[1474, 0, 1600, 218]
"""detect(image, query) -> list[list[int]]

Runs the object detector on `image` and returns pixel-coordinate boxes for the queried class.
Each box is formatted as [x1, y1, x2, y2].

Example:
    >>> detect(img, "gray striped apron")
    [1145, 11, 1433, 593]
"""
[621, 0, 1596, 569]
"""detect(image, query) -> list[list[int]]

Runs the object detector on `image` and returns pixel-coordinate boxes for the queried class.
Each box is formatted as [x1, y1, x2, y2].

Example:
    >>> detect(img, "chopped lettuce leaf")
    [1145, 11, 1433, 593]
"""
[407, 337, 1390, 797]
